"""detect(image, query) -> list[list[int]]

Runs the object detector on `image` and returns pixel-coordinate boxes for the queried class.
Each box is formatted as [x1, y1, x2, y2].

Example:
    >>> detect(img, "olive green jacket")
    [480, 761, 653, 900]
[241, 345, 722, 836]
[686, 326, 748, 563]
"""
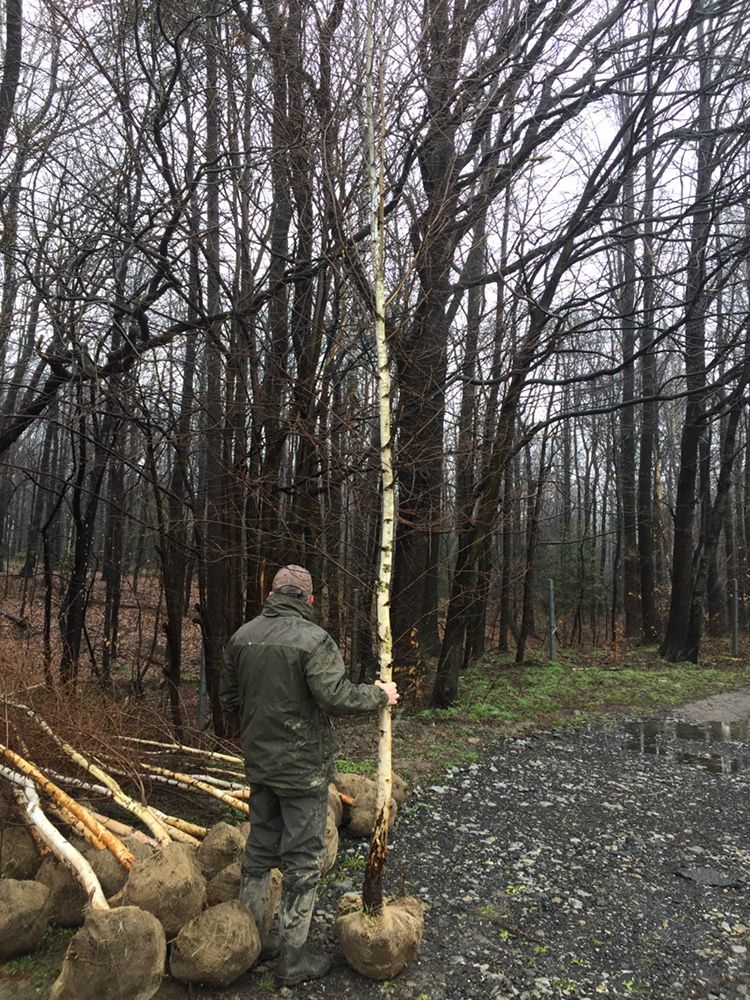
[220, 594, 387, 793]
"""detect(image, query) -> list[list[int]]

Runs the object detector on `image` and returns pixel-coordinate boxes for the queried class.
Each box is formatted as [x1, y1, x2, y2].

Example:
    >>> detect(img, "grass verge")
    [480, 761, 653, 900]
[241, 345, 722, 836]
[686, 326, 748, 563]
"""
[336, 641, 750, 784]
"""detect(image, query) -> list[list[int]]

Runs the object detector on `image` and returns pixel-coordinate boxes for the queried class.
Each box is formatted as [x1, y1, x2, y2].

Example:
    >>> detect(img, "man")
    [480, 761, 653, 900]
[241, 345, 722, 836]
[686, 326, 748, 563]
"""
[220, 564, 399, 986]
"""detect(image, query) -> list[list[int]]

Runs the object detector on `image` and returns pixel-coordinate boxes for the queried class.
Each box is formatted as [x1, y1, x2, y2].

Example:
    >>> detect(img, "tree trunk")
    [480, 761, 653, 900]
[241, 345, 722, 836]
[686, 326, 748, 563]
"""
[661, 23, 714, 661]
[200, 12, 229, 732]
[618, 150, 640, 641]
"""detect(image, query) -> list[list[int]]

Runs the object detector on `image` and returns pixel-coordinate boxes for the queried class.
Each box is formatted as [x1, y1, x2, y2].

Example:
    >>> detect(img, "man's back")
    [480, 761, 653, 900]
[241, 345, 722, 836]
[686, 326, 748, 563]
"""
[221, 593, 384, 793]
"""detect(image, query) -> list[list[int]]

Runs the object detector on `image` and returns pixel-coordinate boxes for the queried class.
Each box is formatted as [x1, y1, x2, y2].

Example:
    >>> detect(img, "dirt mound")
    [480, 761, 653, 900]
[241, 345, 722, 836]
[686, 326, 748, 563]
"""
[336, 893, 424, 980]
[0, 823, 41, 879]
[35, 855, 88, 927]
[206, 860, 241, 904]
[196, 822, 245, 879]
[118, 842, 205, 938]
[49, 905, 166, 1000]
[169, 899, 260, 986]
[0, 878, 53, 958]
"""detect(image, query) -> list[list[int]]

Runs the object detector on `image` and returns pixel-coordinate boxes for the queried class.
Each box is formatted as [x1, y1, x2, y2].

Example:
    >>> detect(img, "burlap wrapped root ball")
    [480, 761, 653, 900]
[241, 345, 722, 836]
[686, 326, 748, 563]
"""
[207, 860, 241, 904]
[321, 807, 339, 873]
[196, 822, 245, 879]
[79, 841, 130, 899]
[208, 862, 283, 932]
[170, 900, 260, 986]
[0, 879, 52, 958]
[117, 842, 206, 938]
[255, 866, 282, 928]
[0, 822, 41, 879]
[336, 892, 424, 980]
[35, 855, 88, 928]
[328, 783, 343, 826]
[334, 774, 398, 837]
[390, 773, 410, 806]
[50, 905, 166, 1000]
[121, 834, 158, 864]
[36, 834, 133, 922]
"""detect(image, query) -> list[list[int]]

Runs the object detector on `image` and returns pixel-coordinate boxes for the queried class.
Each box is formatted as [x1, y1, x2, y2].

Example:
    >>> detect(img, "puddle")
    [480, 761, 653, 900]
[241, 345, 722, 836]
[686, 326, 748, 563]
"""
[623, 719, 750, 775]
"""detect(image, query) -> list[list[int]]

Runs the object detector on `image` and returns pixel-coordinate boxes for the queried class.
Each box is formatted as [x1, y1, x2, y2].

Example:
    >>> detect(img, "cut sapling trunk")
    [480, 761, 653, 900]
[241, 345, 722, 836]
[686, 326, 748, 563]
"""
[335, 0, 424, 977]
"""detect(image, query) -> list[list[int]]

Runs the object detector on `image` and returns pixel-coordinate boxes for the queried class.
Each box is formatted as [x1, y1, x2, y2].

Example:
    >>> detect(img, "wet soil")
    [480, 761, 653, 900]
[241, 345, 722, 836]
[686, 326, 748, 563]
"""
[147, 690, 750, 1000]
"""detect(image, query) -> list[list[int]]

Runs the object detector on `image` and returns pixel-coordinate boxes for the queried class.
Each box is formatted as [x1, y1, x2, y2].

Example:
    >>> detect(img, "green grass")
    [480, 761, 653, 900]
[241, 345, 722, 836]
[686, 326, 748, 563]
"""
[336, 756, 375, 775]
[332, 642, 750, 784]
[415, 647, 750, 727]
[0, 926, 76, 995]
[337, 851, 367, 873]
[257, 969, 276, 992]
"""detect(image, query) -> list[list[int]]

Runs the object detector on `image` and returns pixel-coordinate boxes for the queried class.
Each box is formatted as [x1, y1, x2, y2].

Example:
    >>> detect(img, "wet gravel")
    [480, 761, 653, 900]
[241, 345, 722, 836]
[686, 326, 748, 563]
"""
[166, 714, 750, 1000]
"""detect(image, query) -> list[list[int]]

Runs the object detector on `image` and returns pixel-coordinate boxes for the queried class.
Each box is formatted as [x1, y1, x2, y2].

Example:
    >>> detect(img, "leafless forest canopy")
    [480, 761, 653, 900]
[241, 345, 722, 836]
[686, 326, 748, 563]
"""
[1, 0, 750, 725]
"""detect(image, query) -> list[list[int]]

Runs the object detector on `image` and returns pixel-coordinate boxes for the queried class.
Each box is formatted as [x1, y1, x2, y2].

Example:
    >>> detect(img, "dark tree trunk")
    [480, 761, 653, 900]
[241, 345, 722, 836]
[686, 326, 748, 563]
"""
[618, 155, 641, 641]
[201, 13, 229, 733]
[516, 432, 550, 665]
[684, 373, 749, 659]
[101, 459, 124, 680]
[498, 458, 514, 653]
[661, 26, 714, 662]
[0, 0, 22, 159]
[59, 396, 110, 685]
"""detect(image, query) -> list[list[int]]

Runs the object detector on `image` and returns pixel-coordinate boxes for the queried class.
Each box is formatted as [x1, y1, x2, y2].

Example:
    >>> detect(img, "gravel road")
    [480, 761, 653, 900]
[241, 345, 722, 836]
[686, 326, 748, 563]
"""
[158, 702, 750, 1000]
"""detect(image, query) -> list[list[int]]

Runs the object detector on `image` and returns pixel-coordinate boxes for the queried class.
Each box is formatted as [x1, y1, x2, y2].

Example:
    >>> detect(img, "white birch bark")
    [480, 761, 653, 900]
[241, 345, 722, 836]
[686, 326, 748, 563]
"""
[362, 0, 395, 914]
[4, 701, 172, 845]
[2, 765, 109, 910]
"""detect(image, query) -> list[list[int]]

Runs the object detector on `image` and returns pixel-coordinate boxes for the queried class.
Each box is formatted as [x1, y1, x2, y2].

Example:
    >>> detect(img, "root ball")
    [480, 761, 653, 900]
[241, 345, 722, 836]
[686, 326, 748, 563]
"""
[49, 905, 166, 1000]
[206, 860, 241, 905]
[321, 807, 339, 873]
[328, 783, 343, 826]
[35, 855, 88, 928]
[334, 774, 398, 836]
[169, 899, 260, 986]
[79, 842, 128, 899]
[196, 822, 245, 879]
[119, 842, 205, 938]
[391, 773, 410, 806]
[0, 823, 41, 879]
[336, 894, 424, 980]
[0, 879, 52, 958]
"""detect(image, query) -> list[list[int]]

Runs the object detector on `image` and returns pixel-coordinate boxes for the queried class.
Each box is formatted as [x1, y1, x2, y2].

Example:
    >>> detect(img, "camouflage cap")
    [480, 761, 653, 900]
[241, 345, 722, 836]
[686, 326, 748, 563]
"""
[271, 564, 313, 597]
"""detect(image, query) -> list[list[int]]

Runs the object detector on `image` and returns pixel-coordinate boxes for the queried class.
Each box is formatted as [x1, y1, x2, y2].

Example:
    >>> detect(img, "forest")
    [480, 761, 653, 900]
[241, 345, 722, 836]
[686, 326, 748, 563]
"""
[1, 0, 750, 733]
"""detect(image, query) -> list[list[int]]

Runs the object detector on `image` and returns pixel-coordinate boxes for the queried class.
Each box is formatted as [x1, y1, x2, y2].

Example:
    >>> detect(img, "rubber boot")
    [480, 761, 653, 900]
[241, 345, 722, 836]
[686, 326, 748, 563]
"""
[239, 872, 281, 961]
[276, 886, 332, 986]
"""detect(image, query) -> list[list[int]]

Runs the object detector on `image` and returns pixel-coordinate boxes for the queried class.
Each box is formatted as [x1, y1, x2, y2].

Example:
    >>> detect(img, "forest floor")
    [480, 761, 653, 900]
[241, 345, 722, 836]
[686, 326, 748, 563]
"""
[3, 589, 750, 1000]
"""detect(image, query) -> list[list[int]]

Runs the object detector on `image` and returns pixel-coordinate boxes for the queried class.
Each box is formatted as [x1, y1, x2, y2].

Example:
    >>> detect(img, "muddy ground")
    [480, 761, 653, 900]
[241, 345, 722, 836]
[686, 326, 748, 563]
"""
[5, 692, 750, 1000]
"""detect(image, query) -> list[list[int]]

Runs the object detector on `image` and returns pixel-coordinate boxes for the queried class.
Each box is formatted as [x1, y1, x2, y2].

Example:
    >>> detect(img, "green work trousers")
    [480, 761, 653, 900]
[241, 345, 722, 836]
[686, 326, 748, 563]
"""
[242, 783, 328, 895]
